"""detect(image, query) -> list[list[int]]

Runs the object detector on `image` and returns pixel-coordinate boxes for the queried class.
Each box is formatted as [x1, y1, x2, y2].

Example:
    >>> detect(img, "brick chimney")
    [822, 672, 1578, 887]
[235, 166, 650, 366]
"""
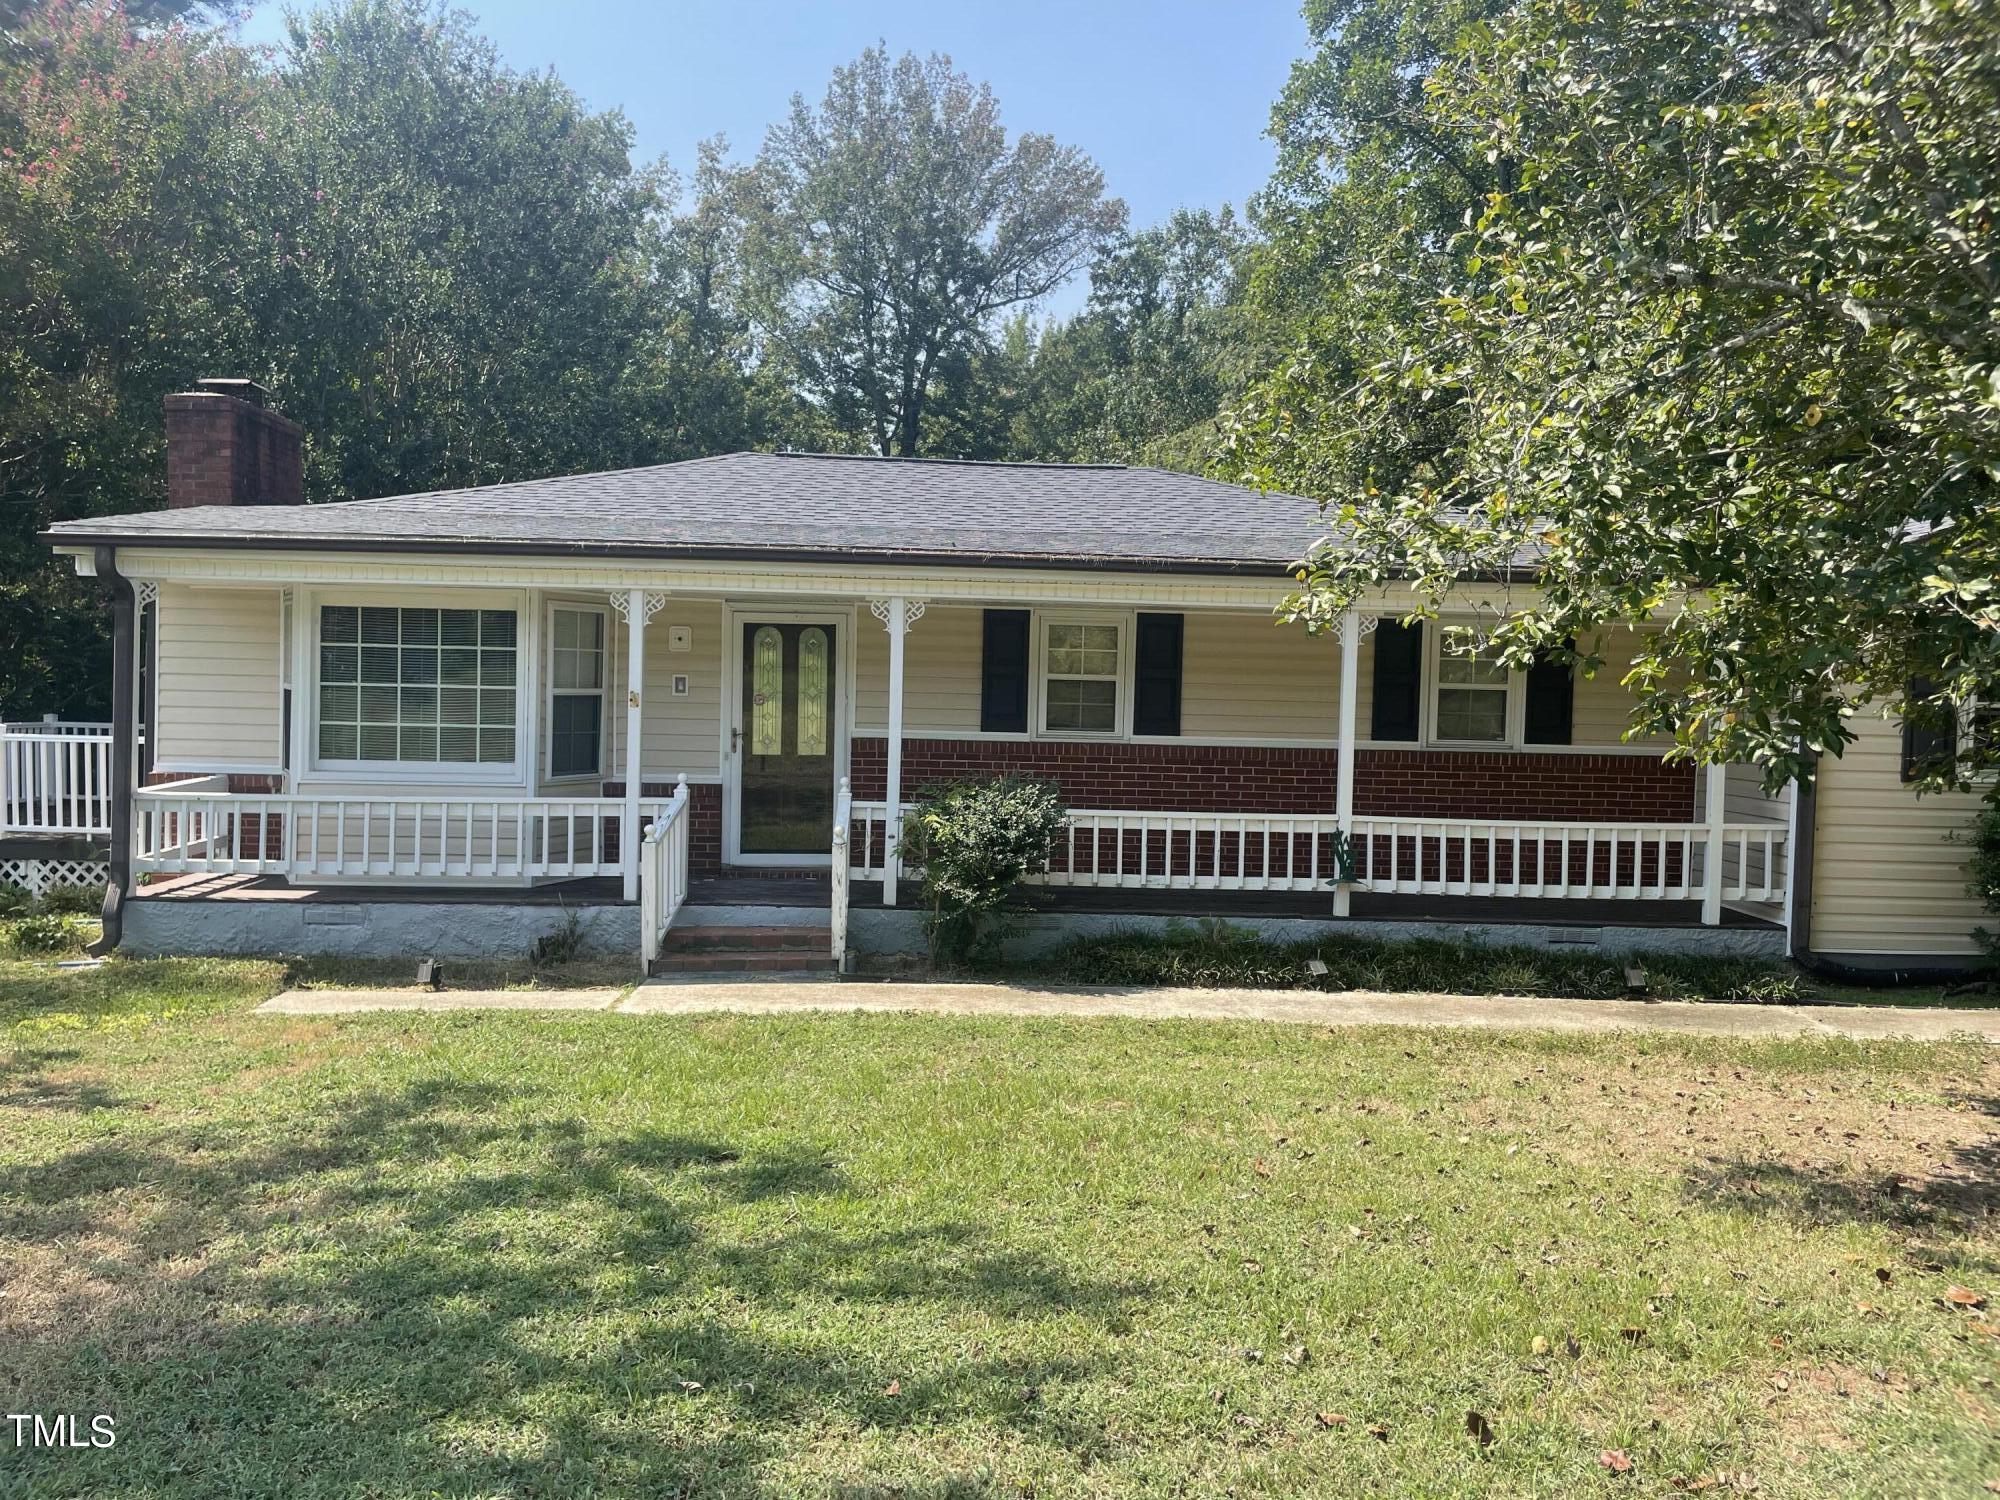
[164, 378, 304, 508]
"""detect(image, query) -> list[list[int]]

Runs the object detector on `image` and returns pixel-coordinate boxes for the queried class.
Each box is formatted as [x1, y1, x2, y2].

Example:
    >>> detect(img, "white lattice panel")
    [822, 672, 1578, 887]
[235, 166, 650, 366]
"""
[0, 859, 106, 899]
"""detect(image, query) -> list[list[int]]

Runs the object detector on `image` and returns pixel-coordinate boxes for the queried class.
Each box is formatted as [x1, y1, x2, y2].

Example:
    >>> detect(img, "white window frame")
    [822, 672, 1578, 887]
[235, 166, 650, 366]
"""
[1424, 627, 1523, 748]
[1035, 612, 1131, 740]
[543, 600, 609, 783]
[298, 586, 532, 789]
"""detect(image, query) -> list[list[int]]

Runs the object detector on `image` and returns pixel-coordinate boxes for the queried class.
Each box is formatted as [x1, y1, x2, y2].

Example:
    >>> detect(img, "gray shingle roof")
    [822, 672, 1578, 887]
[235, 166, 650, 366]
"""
[45, 451, 1327, 574]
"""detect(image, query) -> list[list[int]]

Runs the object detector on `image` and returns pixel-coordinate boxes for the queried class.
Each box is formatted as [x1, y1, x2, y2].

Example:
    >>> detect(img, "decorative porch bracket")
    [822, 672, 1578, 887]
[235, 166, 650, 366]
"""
[869, 597, 926, 906]
[610, 590, 668, 901]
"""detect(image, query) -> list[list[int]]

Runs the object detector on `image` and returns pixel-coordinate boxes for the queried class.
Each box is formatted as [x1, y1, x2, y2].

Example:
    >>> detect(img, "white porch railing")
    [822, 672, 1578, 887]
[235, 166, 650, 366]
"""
[639, 776, 692, 965]
[133, 787, 662, 882]
[2, 720, 119, 837]
[842, 801, 1788, 916]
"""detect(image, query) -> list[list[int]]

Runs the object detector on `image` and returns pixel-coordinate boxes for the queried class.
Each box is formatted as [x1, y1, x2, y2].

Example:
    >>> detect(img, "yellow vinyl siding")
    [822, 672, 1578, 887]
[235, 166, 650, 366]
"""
[601, 600, 725, 781]
[1179, 611, 1337, 741]
[1573, 628, 1674, 749]
[854, 605, 984, 734]
[1810, 712, 1985, 956]
[844, 608, 1672, 748]
[154, 584, 282, 769]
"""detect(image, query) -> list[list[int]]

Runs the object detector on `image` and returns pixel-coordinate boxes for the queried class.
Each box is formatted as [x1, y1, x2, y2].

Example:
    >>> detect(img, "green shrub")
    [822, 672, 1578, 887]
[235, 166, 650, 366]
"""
[902, 775, 1067, 966]
[9, 913, 82, 957]
[0, 883, 27, 918]
[36, 881, 104, 916]
[1012, 925, 1807, 1004]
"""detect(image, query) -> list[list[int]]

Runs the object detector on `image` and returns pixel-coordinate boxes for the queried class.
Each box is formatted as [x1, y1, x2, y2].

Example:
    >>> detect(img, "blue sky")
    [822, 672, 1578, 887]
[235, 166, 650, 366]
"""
[238, 1, 1308, 317]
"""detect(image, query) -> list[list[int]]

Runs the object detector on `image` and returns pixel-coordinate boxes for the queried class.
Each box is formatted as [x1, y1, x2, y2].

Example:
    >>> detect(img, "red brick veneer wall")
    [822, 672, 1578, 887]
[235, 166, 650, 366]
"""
[848, 738, 1694, 822]
[603, 780, 723, 877]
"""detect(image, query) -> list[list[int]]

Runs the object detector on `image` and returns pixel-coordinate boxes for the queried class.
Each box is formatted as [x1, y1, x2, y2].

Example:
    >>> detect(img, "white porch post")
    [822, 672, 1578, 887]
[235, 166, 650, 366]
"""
[882, 595, 908, 907]
[616, 589, 665, 902]
[1700, 761, 1728, 926]
[1334, 608, 1360, 918]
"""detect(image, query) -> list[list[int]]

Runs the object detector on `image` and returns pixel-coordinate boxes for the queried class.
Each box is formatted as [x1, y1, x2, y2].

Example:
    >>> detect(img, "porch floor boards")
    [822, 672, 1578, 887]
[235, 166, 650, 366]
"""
[138, 873, 626, 904]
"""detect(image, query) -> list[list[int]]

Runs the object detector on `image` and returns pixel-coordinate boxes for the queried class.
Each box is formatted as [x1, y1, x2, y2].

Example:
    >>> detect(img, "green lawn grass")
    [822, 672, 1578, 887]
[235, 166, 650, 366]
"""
[3, 955, 1998, 1497]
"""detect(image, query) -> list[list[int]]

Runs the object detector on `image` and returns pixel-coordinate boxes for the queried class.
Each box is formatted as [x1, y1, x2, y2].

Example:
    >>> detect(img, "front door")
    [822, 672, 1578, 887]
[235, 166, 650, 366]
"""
[733, 620, 838, 860]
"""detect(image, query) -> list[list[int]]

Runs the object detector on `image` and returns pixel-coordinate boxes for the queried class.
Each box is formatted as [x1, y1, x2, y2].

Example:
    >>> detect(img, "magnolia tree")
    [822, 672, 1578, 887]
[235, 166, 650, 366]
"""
[1227, 0, 1998, 790]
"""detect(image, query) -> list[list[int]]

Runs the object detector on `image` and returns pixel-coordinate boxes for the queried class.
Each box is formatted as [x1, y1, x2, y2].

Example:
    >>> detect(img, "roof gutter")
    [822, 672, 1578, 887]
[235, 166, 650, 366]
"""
[37, 527, 1541, 585]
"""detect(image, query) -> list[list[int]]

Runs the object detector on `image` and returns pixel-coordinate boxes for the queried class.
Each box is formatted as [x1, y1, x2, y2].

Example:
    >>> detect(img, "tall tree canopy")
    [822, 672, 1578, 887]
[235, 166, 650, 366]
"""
[1229, 0, 2000, 789]
[1011, 207, 1255, 466]
[736, 46, 1127, 457]
[0, 0, 801, 716]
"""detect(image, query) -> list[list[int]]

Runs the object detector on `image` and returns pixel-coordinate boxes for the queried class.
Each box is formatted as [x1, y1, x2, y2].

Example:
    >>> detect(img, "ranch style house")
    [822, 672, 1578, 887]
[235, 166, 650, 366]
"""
[25, 380, 1992, 976]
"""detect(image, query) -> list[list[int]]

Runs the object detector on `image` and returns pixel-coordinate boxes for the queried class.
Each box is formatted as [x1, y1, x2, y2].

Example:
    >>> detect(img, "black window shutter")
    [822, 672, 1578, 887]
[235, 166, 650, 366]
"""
[980, 609, 1031, 733]
[1523, 643, 1575, 745]
[1901, 675, 1957, 781]
[1370, 619, 1423, 741]
[1133, 612, 1184, 737]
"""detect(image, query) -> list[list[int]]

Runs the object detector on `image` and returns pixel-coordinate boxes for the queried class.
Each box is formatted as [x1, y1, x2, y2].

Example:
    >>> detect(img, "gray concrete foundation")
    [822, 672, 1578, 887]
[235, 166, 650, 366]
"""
[848, 907, 1787, 962]
[122, 896, 639, 961]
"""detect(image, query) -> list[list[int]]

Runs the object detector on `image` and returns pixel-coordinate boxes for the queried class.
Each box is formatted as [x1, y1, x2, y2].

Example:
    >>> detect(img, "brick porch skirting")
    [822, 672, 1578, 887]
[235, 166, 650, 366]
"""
[848, 739, 1695, 823]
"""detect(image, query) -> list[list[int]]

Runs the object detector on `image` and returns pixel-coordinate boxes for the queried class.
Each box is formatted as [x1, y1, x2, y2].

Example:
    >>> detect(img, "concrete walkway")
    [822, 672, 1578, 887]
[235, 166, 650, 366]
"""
[256, 980, 2000, 1042]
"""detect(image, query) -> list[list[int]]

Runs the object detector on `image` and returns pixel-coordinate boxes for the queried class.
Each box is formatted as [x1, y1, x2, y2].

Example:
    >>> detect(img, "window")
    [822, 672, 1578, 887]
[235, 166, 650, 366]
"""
[317, 604, 517, 765]
[1431, 634, 1511, 743]
[547, 605, 606, 779]
[1041, 619, 1123, 735]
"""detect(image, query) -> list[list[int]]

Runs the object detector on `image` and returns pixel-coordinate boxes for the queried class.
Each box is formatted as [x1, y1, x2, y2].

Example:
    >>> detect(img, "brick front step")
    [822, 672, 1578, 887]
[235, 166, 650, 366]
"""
[648, 950, 836, 976]
[664, 925, 831, 953]
[651, 920, 836, 976]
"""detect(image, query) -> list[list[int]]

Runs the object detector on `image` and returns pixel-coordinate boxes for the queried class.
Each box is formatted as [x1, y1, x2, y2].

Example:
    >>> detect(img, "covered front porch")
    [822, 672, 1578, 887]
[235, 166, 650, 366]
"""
[42, 541, 1795, 970]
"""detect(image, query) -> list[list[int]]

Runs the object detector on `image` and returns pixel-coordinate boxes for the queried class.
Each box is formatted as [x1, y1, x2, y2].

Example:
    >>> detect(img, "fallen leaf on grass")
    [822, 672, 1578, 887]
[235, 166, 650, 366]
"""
[1315, 1411, 1348, 1429]
[1466, 1410, 1496, 1447]
[1565, 1331, 1582, 1359]
[1619, 1325, 1649, 1344]
[1252, 1157, 1273, 1178]
[1875, 1267, 1893, 1285]
[1946, 1286, 1988, 1309]
[1366, 1422, 1389, 1441]
[1283, 1343, 1311, 1367]
[883, 1380, 901, 1397]
[1600, 1448, 1635, 1475]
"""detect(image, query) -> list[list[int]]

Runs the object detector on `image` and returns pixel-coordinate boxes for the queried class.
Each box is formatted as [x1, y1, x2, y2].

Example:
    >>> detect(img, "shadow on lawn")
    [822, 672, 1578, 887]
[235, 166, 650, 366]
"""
[1682, 1092, 2000, 1265]
[0, 1076, 1143, 1496]
[0, 1045, 125, 1114]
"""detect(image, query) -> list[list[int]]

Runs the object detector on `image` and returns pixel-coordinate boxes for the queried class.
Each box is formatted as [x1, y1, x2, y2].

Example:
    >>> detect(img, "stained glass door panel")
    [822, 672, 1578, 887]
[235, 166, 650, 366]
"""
[738, 622, 837, 855]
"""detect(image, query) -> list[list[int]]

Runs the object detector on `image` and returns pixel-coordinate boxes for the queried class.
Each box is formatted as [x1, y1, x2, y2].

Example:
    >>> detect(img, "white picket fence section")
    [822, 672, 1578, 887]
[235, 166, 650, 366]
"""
[639, 777, 692, 965]
[2, 720, 119, 836]
[841, 801, 1788, 911]
[132, 787, 665, 882]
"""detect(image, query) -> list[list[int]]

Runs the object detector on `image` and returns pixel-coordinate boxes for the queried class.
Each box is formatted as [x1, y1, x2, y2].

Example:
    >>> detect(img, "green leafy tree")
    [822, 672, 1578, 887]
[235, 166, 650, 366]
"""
[1228, 0, 1999, 789]
[1, 0, 782, 716]
[0, 0, 265, 715]
[1010, 207, 1256, 466]
[736, 46, 1126, 457]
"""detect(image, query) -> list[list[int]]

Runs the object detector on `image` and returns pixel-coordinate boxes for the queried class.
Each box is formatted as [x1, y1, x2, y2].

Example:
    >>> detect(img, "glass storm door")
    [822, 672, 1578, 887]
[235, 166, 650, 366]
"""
[737, 621, 837, 856]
